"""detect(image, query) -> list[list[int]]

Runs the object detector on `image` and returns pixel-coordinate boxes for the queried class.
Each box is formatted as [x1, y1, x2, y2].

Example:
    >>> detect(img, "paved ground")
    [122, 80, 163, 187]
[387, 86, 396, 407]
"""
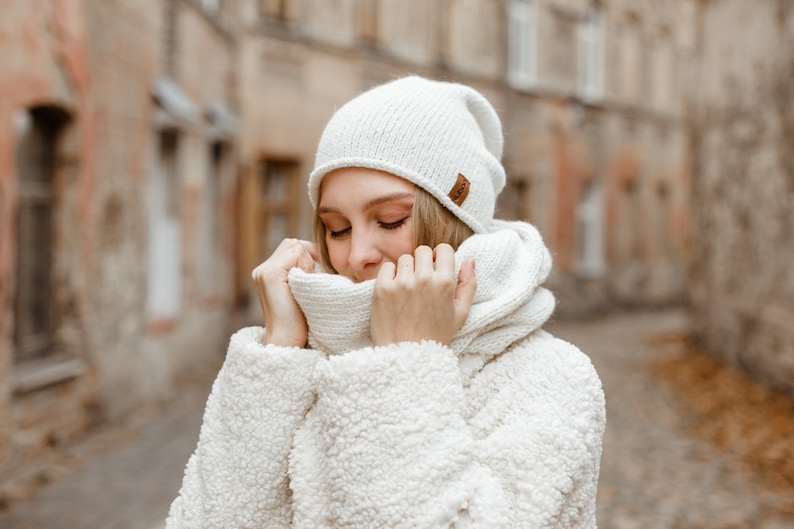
[548, 309, 793, 529]
[1, 308, 793, 528]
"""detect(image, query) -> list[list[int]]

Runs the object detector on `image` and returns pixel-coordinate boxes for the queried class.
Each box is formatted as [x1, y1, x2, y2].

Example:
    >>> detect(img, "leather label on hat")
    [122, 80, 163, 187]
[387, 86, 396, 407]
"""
[448, 173, 471, 206]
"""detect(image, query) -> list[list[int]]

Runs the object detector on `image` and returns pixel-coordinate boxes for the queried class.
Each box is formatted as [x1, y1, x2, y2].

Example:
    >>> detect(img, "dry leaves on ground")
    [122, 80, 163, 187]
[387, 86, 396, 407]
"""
[650, 333, 794, 509]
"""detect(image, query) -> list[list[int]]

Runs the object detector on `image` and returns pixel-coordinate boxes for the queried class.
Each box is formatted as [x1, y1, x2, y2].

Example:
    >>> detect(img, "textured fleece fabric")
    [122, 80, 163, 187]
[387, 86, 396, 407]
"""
[166, 221, 606, 528]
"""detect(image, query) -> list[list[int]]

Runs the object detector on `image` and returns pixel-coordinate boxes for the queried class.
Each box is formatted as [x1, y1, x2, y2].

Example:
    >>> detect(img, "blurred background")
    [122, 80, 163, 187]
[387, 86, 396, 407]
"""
[1, 0, 793, 527]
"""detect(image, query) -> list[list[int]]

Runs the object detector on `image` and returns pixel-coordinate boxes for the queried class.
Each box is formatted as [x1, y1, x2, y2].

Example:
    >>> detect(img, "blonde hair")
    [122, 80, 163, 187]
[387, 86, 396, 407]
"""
[314, 186, 474, 273]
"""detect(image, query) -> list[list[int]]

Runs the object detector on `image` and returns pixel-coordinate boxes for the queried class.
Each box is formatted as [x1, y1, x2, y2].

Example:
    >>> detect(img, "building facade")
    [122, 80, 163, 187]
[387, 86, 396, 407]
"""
[0, 0, 241, 495]
[234, 0, 695, 316]
[1, 0, 695, 496]
[688, 0, 794, 395]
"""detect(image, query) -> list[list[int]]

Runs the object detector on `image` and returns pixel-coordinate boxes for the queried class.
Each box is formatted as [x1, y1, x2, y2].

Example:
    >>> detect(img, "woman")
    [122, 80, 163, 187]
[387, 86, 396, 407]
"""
[166, 76, 605, 528]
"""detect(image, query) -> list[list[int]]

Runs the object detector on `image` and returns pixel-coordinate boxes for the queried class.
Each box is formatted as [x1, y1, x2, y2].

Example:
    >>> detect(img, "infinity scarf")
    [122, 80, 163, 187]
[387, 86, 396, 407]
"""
[288, 219, 556, 380]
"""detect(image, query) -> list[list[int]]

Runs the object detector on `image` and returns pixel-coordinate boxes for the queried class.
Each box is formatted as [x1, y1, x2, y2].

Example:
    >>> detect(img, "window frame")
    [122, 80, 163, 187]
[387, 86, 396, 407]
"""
[507, 0, 539, 90]
[577, 4, 605, 103]
[13, 106, 70, 363]
[576, 180, 606, 277]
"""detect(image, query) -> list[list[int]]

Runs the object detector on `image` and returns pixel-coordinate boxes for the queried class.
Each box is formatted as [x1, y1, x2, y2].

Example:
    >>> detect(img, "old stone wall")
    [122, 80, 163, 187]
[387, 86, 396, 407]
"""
[0, 0, 99, 484]
[689, 0, 794, 394]
[0, 0, 241, 493]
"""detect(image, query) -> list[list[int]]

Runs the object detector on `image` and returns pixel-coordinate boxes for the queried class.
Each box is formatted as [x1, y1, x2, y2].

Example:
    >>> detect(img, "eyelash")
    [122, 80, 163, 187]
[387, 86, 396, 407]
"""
[328, 228, 350, 239]
[380, 218, 408, 230]
[328, 217, 408, 239]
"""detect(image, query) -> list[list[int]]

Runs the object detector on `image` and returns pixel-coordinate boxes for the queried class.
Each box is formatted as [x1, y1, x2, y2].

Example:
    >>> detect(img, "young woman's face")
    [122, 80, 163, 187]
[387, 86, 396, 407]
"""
[318, 167, 416, 282]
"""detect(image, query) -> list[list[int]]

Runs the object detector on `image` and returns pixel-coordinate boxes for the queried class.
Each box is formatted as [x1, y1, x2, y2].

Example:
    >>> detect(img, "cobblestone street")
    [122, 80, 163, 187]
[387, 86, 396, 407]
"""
[548, 309, 794, 529]
[1, 308, 792, 529]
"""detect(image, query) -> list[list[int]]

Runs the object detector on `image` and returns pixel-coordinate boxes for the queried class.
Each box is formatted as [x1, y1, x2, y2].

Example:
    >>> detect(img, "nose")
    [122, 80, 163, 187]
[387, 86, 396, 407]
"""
[348, 229, 382, 280]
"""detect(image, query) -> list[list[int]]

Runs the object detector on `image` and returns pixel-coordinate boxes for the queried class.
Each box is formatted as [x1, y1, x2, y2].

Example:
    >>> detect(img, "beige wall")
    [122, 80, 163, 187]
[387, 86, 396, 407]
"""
[689, 0, 794, 395]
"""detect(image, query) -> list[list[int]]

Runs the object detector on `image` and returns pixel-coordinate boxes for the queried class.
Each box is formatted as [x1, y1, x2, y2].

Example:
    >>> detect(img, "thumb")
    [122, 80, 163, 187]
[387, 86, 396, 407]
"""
[454, 259, 477, 327]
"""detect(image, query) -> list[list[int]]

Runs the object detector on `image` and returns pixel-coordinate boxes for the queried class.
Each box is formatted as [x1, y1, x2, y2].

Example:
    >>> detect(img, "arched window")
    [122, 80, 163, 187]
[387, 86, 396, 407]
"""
[14, 105, 71, 362]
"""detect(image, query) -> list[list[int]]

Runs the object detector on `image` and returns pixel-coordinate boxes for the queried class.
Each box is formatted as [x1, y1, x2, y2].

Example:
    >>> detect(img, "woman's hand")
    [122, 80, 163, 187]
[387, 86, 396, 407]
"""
[370, 244, 477, 347]
[251, 238, 318, 347]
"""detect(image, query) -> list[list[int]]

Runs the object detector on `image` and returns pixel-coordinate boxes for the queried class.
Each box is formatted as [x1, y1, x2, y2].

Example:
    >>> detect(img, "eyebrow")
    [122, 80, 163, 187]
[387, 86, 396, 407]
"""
[318, 191, 415, 215]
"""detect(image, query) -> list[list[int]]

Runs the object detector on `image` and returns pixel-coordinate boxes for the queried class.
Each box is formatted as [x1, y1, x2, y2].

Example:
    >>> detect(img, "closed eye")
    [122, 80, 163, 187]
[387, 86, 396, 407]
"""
[329, 227, 351, 239]
[379, 217, 409, 230]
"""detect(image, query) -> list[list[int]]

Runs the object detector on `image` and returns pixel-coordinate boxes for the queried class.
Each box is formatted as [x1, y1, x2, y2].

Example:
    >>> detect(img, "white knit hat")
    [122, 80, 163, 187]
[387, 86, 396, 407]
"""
[308, 76, 506, 234]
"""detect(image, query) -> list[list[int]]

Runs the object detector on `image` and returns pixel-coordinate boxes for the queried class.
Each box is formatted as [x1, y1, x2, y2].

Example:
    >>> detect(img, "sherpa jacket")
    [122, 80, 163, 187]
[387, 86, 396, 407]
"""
[166, 221, 606, 528]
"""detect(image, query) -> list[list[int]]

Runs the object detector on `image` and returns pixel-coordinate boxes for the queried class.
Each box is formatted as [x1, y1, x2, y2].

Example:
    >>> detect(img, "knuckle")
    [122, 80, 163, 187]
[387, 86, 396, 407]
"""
[414, 272, 432, 287]
[436, 277, 455, 293]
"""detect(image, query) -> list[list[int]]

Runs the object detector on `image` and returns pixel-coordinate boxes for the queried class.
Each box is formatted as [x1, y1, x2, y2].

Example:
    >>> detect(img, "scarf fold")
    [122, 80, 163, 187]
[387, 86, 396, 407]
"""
[288, 219, 556, 378]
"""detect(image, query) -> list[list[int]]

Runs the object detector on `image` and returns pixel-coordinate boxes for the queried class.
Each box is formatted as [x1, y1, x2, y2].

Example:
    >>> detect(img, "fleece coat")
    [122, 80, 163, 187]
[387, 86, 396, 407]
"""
[165, 220, 606, 528]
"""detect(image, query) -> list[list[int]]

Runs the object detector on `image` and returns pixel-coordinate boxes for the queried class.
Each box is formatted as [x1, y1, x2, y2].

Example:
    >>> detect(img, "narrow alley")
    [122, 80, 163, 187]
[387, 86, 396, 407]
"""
[1, 308, 792, 529]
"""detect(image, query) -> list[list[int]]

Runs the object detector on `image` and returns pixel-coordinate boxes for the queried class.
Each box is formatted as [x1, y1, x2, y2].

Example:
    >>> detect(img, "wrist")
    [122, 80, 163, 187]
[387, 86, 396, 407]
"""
[264, 329, 306, 348]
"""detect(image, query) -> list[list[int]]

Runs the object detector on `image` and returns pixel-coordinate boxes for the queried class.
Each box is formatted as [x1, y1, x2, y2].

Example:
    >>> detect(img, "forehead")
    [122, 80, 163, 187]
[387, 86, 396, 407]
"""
[319, 167, 415, 205]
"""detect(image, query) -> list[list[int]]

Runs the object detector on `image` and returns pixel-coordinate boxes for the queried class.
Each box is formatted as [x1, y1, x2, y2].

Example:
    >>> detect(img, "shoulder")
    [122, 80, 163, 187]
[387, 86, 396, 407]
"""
[466, 330, 605, 421]
[484, 330, 600, 386]
[521, 331, 603, 395]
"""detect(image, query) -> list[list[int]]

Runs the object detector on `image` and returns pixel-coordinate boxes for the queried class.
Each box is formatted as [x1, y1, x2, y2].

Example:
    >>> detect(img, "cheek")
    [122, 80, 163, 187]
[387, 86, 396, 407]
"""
[391, 226, 416, 258]
[326, 240, 347, 272]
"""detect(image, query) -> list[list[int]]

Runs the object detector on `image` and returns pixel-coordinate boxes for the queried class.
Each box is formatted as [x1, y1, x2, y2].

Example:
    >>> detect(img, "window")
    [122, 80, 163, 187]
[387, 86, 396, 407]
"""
[197, 141, 230, 300]
[261, 0, 288, 21]
[549, 9, 577, 90]
[13, 106, 71, 363]
[507, 0, 538, 89]
[259, 160, 299, 259]
[146, 130, 183, 324]
[499, 176, 532, 221]
[378, 0, 433, 63]
[655, 178, 673, 258]
[202, 0, 222, 15]
[576, 181, 605, 276]
[622, 177, 643, 261]
[237, 158, 301, 304]
[578, 4, 604, 102]
[358, 0, 379, 43]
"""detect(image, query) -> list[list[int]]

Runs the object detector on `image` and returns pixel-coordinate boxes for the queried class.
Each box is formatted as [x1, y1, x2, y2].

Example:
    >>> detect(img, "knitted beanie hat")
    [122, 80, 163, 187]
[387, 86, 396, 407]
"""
[308, 76, 506, 234]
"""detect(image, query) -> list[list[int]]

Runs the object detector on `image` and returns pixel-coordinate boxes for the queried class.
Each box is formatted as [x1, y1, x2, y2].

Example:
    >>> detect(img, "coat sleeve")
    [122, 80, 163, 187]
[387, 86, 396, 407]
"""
[308, 331, 605, 529]
[165, 326, 324, 529]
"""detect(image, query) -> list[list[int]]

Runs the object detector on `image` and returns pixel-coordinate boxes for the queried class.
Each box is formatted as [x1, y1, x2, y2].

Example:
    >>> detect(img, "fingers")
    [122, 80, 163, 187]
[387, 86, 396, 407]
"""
[432, 243, 454, 274]
[295, 240, 318, 273]
[393, 245, 453, 283]
[395, 252, 416, 281]
[371, 244, 476, 346]
[249, 238, 316, 347]
[298, 239, 319, 261]
[388, 244, 461, 283]
[251, 238, 318, 281]
[377, 260, 397, 282]
[454, 258, 477, 329]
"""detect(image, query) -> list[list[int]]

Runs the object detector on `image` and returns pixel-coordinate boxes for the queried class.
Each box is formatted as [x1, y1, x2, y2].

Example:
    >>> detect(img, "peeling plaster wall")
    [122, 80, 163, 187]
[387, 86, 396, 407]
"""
[79, 0, 238, 420]
[0, 0, 98, 480]
[1, 0, 240, 484]
[690, 0, 794, 394]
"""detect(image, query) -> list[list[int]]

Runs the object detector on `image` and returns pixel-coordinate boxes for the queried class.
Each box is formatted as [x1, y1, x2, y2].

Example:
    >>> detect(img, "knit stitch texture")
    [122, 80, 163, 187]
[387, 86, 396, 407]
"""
[308, 76, 507, 234]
